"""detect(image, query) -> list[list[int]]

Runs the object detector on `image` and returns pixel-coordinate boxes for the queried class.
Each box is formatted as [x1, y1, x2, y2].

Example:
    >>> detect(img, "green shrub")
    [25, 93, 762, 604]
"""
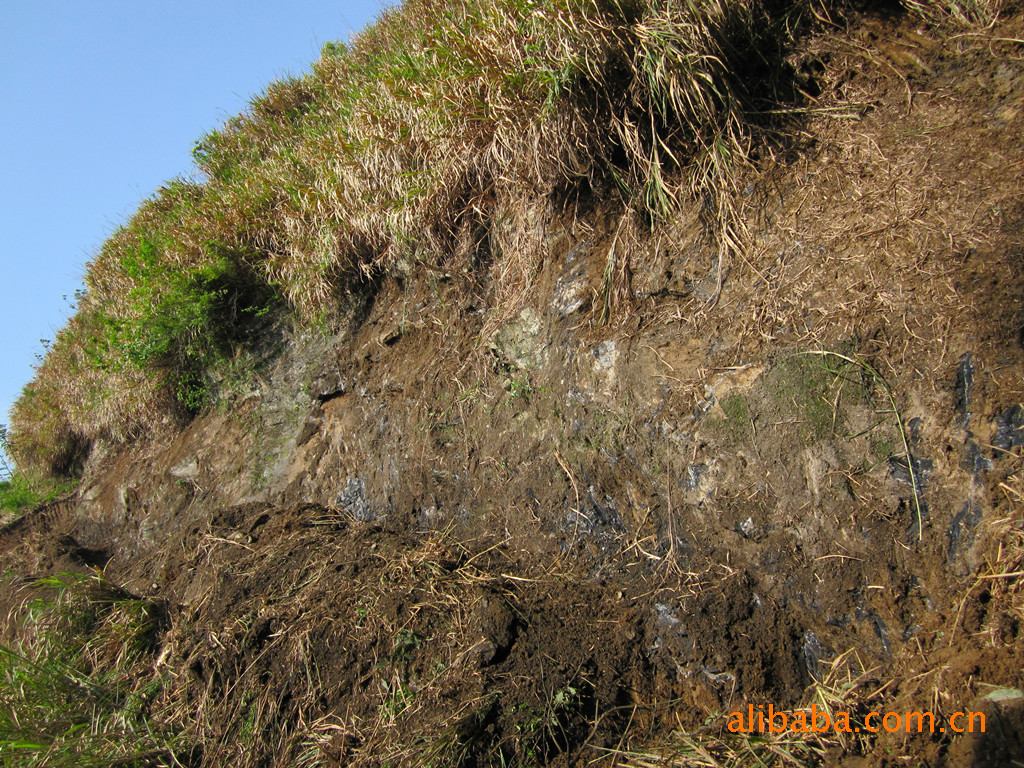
[95, 243, 275, 411]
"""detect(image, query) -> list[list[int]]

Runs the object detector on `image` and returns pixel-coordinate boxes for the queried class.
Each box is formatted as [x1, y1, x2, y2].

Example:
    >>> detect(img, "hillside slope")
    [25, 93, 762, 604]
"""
[3, 1, 1024, 766]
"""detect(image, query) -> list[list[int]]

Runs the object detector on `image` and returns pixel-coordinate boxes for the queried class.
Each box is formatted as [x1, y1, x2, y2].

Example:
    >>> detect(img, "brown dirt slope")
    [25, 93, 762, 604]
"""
[3, 8, 1024, 768]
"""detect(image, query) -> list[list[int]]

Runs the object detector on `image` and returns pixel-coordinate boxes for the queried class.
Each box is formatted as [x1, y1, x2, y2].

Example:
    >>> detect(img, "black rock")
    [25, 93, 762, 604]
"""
[993, 404, 1024, 456]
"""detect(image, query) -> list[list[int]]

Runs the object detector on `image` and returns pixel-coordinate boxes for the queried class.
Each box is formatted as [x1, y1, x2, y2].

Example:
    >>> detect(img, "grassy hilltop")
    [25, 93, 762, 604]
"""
[10, 0, 993, 480]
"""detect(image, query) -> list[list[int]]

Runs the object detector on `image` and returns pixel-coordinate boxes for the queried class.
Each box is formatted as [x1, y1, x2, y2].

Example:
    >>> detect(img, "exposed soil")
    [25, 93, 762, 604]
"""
[3, 8, 1024, 767]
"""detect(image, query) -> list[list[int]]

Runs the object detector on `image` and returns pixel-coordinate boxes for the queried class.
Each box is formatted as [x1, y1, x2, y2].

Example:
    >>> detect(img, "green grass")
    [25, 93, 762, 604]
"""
[0, 476, 39, 515]
[0, 425, 73, 515]
[8, 0, 1004, 480]
[0, 573, 183, 767]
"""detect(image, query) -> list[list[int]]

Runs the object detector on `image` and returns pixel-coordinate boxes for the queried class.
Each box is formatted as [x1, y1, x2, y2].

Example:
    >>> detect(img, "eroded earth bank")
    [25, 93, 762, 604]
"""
[3, 7, 1024, 768]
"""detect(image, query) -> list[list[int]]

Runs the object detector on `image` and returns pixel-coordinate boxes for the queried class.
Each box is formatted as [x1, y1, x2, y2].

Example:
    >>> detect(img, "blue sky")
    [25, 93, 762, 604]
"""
[0, 0, 388, 446]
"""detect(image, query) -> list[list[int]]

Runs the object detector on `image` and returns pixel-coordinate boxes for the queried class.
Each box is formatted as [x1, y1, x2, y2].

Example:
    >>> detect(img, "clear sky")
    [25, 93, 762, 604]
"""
[0, 1, 389, 446]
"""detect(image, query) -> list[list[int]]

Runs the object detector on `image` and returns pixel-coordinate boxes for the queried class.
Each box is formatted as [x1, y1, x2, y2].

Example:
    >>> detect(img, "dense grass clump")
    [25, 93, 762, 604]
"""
[0, 427, 44, 515]
[7, 0, 1003, 479]
[0, 573, 181, 767]
[0, 476, 37, 515]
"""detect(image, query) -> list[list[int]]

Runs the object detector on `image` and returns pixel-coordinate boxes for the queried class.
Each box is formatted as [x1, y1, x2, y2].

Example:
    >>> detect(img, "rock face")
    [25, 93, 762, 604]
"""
[5, 14, 1024, 768]
[488, 307, 546, 371]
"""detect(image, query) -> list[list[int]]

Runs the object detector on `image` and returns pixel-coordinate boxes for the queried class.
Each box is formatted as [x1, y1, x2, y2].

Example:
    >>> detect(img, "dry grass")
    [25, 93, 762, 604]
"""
[17, 0, 1002, 477]
[145, 520, 504, 768]
[588, 649, 873, 767]
[0, 573, 180, 767]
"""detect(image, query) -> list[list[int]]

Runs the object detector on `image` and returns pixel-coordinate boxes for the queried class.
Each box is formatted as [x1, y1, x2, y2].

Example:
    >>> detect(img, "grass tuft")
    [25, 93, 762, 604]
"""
[0, 573, 181, 767]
